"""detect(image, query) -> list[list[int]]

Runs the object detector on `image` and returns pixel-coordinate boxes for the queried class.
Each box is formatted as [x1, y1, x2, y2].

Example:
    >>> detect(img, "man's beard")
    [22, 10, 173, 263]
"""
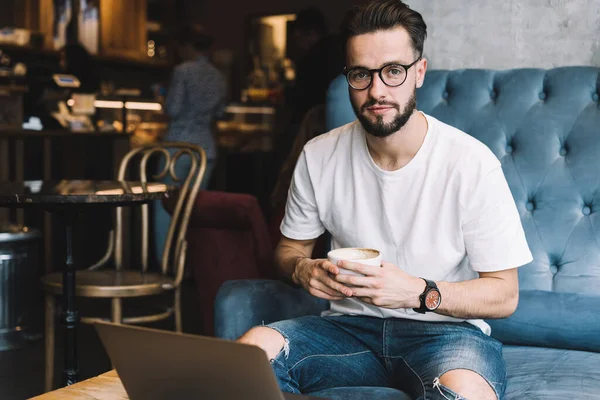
[352, 92, 417, 138]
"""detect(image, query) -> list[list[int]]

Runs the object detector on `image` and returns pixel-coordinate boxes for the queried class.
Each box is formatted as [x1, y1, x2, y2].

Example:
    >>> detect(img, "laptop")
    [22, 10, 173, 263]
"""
[94, 321, 325, 400]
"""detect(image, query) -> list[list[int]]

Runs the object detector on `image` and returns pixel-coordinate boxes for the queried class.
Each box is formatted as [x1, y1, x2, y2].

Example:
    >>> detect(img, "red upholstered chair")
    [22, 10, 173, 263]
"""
[268, 204, 329, 259]
[166, 190, 277, 335]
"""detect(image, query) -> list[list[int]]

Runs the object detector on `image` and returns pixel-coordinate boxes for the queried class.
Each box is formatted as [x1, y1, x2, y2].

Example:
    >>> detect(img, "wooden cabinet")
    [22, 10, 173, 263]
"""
[100, 0, 147, 60]
[7, 0, 155, 62]
[10, 0, 54, 49]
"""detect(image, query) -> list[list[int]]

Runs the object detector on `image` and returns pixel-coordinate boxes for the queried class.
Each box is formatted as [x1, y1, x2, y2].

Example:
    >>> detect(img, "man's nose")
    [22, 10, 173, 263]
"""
[368, 73, 388, 100]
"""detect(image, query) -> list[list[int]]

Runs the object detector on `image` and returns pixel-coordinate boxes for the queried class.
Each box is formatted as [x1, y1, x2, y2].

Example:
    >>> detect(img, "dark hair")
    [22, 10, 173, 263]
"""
[341, 0, 427, 58]
[60, 43, 99, 92]
[294, 7, 328, 36]
[176, 25, 214, 51]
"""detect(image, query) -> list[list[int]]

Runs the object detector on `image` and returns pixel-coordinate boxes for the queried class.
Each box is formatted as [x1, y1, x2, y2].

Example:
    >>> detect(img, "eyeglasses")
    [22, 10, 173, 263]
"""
[343, 58, 421, 90]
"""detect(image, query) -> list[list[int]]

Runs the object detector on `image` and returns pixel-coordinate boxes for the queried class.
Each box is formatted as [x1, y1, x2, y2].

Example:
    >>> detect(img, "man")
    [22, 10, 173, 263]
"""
[239, 1, 532, 399]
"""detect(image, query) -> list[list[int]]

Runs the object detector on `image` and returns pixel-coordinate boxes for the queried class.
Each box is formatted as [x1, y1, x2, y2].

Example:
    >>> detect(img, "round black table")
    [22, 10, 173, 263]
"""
[0, 180, 176, 387]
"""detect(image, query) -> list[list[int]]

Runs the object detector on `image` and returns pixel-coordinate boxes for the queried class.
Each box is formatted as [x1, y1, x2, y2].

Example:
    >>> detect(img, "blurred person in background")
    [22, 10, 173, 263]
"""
[165, 24, 226, 175]
[290, 8, 343, 119]
[269, 105, 328, 257]
[276, 8, 344, 173]
[154, 25, 227, 262]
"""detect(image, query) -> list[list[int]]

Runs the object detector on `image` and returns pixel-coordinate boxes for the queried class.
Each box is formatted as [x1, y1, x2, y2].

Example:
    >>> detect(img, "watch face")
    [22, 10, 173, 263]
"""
[425, 290, 441, 310]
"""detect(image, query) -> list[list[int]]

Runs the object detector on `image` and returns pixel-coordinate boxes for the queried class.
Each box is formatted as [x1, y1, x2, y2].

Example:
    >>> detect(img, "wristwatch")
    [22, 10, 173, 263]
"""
[413, 278, 442, 313]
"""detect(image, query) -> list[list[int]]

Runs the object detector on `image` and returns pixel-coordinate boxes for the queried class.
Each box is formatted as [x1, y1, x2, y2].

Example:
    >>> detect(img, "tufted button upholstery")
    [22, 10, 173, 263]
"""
[491, 90, 498, 100]
[593, 93, 599, 102]
[442, 91, 449, 100]
[550, 265, 559, 274]
[583, 206, 592, 216]
[326, 67, 600, 295]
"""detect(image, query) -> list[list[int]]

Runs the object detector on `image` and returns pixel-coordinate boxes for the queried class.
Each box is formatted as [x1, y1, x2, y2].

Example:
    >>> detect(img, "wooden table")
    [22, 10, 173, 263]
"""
[30, 370, 325, 399]
[30, 370, 127, 400]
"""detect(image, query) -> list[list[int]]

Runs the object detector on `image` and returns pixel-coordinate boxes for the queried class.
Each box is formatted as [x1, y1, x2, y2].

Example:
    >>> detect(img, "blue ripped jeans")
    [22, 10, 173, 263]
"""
[267, 315, 506, 400]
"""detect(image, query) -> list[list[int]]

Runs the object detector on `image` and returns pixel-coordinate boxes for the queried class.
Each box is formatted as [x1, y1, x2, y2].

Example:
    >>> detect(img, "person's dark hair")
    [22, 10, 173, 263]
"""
[294, 7, 328, 36]
[61, 43, 99, 92]
[62, 43, 92, 72]
[176, 25, 214, 52]
[341, 0, 427, 58]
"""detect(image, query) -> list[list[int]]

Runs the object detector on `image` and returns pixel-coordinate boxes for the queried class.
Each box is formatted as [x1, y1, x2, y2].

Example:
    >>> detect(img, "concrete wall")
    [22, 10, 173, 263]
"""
[404, 0, 600, 69]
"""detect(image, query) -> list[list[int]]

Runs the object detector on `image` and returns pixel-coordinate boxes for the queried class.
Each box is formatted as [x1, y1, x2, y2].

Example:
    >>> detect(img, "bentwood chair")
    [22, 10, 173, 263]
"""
[41, 142, 207, 391]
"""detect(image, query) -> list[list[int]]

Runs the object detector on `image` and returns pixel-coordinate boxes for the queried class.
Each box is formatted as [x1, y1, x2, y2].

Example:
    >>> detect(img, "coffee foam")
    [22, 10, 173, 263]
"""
[328, 248, 380, 261]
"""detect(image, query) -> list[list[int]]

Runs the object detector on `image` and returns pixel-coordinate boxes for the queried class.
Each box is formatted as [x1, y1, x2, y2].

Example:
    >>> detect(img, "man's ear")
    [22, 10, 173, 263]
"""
[416, 57, 428, 88]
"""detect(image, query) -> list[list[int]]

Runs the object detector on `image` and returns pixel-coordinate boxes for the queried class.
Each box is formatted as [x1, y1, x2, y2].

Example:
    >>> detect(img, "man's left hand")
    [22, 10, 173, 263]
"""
[334, 261, 426, 309]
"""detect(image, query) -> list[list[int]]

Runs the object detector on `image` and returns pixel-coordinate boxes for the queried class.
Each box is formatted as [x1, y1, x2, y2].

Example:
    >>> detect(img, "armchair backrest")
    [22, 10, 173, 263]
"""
[326, 67, 600, 295]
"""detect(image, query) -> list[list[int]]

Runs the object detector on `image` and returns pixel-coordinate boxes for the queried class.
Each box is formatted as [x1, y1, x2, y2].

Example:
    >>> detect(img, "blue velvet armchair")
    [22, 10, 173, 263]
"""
[215, 67, 600, 399]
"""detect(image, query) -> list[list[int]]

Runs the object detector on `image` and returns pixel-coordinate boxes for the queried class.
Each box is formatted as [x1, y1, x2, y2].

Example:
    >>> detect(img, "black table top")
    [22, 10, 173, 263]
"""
[0, 180, 176, 206]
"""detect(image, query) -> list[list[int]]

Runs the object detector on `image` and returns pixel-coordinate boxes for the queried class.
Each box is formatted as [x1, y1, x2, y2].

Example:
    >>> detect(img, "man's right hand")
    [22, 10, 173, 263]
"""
[292, 258, 353, 300]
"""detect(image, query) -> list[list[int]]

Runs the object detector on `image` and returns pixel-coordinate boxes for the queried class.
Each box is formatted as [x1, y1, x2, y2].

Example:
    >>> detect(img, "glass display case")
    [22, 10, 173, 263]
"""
[216, 104, 276, 152]
[67, 94, 167, 145]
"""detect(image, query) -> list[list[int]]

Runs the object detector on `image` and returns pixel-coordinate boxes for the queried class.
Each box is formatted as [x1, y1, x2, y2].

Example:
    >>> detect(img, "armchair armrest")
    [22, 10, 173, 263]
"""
[214, 279, 329, 340]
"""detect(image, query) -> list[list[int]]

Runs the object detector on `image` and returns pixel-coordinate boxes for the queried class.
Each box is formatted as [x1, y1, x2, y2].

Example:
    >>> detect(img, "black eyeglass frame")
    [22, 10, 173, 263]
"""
[343, 57, 422, 90]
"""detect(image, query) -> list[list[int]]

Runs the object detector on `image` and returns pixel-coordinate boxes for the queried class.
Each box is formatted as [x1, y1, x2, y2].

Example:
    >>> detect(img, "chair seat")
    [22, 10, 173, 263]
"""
[307, 387, 411, 400]
[503, 345, 600, 399]
[41, 270, 175, 298]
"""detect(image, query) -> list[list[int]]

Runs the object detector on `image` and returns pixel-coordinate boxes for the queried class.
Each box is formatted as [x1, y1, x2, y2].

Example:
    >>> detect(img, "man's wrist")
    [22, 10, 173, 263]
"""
[292, 257, 308, 285]
[411, 278, 428, 308]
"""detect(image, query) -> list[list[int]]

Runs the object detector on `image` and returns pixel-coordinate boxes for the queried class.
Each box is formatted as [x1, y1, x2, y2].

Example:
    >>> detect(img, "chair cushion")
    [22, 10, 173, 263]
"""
[301, 346, 600, 400]
[307, 387, 412, 400]
[503, 345, 600, 400]
[487, 290, 600, 353]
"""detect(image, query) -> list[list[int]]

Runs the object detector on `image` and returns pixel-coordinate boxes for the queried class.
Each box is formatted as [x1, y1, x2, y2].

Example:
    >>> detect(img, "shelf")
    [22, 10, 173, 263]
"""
[0, 43, 171, 69]
[93, 53, 171, 69]
[0, 43, 58, 57]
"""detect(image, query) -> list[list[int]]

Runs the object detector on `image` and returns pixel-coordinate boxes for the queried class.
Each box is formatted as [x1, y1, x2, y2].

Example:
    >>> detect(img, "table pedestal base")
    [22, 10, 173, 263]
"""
[61, 211, 79, 386]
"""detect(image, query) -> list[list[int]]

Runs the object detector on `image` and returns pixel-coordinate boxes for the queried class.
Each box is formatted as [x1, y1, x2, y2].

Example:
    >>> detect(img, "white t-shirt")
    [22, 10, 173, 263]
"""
[281, 112, 533, 335]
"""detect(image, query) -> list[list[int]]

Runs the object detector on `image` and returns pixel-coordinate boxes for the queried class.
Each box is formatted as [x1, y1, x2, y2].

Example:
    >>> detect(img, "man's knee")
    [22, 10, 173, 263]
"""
[438, 369, 497, 400]
[237, 326, 287, 360]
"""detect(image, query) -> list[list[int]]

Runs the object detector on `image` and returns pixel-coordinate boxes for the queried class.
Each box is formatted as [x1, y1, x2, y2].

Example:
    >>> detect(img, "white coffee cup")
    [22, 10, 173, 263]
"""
[327, 247, 381, 276]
